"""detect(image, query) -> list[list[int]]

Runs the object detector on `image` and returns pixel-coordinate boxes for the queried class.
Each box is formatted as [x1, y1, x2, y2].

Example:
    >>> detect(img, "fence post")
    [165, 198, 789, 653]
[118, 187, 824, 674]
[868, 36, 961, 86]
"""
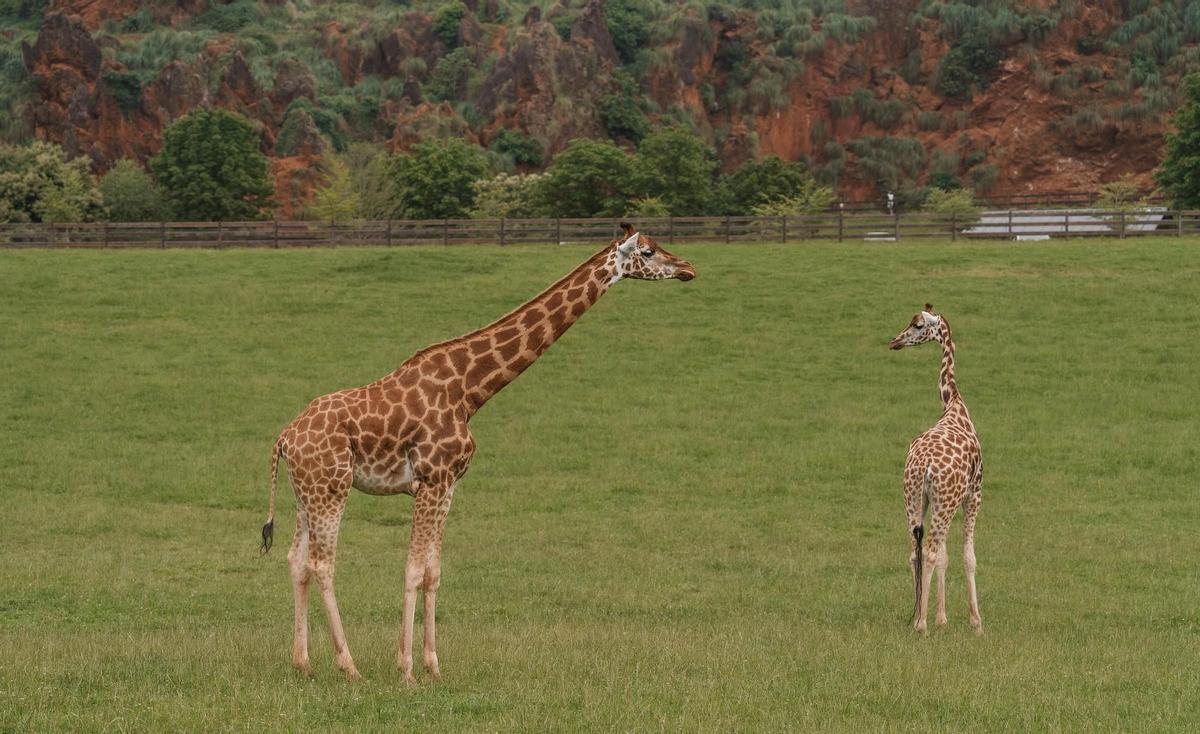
[217, 221, 223, 249]
[103, 221, 109, 248]
[386, 219, 392, 247]
[780, 215, 787, 244]
[273, 220, 279, 249]
[951, 211, 957, 242]
[1119, 211, 1126, 239]
[160, 221, 166, 249]
[1179, 211, 1185, 237]
[442, 220, 449, 246]
[668, 216, 674, 246]
[499, 217, 506, 246]
[555, 217, 561, 244]
[837, 207, 844, 242]
[894, 210, 900, 241]
[1007, 210, 1013, 239]
[1064, 211, 1070, 237]
[724, 214, 731, 244]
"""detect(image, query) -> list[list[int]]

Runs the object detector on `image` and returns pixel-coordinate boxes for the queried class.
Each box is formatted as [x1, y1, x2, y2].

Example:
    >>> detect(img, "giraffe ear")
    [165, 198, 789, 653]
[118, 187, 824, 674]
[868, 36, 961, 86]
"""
[620, 221, 635, 237]
[617, 231, 639, 256]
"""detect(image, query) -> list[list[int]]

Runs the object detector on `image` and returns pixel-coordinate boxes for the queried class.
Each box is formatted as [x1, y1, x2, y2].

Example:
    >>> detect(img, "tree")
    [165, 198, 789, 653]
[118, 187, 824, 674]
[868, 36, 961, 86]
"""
[151, 108, 274, 220]
[598, 70, 649, 143]
[468, 173, 546, 219]
[922, 187, 981, 221]
[0, 141, 104, 223]
[100, 159, 166, 221]
[309, 157, 360, 221]
[1155, 73, 1200, 208]
[632, 127, 715, 216]
[626, 196, 670, 217]
[535, 138, 635, 217]
[387, 139, 488, 219]
[721, 155, 813, 214]
[1095, 174, 1149, 212]
[749, 180, 837, 216]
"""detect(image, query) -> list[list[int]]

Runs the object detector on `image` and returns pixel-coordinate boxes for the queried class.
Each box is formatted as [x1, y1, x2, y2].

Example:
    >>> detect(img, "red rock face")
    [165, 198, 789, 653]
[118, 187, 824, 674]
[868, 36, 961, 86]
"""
[17, 2, 1174, 206]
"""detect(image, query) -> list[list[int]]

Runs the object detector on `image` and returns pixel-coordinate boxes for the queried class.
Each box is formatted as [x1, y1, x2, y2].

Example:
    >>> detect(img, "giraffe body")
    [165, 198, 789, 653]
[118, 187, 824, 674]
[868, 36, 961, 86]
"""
[262, 226, 695, 681]
[890, 306, 983, 634]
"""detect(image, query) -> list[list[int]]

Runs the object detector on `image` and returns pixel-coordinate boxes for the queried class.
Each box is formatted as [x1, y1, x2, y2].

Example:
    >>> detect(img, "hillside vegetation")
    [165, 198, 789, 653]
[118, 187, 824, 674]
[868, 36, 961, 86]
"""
[5, 1, 1200, 213]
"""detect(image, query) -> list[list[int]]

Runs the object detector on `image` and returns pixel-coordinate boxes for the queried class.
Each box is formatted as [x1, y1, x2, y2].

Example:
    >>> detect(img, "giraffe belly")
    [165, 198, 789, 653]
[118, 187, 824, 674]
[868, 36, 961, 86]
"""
[351, 460, 415, 496]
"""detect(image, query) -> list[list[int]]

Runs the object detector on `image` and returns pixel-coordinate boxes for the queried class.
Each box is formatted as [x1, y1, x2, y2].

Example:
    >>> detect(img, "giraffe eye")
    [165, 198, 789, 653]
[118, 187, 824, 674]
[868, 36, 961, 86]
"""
[641, 249, 654, 258]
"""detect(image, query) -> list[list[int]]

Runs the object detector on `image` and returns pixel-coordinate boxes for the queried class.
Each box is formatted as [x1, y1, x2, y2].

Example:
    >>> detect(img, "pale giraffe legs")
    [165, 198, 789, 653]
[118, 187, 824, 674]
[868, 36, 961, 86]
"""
[287, 511, 312, 674]
[399, 482, 454, 684]
[934, 539, 949, 627]
[963, 489, 983, 632]
[914, 510, 951, 634]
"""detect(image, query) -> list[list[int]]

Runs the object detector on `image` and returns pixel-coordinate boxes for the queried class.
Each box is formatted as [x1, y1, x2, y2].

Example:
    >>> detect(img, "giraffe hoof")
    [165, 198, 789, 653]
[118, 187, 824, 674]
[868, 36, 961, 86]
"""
[344, 668, 362, 682]
[936, 617, 948, 628]
[293, 660, 313, 677]
[402, 673, 418, 686]
[427, 668, 442, 683]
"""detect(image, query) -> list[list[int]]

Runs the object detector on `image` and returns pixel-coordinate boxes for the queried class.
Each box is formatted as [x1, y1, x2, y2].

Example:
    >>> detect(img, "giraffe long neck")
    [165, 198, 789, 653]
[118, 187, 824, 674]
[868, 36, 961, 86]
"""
[444, 246, 619, 415]
[937, 321, 960, 408]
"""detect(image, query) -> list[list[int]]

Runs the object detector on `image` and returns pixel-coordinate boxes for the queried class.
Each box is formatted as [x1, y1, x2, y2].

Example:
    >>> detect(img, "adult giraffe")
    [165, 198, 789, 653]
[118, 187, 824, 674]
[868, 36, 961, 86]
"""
[889, 305, 983, 634]
[261, 224, 696, 681]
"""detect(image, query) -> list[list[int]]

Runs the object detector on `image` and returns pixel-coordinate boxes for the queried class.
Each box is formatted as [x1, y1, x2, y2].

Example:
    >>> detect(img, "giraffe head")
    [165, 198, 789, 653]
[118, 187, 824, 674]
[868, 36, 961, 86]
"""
[889, 304, 945, 349]
[611, 223, 696, 282]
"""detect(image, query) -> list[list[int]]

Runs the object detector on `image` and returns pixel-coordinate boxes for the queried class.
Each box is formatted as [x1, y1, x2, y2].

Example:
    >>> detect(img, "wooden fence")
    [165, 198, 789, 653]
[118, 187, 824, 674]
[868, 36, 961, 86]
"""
[1, 210, 1198, 249]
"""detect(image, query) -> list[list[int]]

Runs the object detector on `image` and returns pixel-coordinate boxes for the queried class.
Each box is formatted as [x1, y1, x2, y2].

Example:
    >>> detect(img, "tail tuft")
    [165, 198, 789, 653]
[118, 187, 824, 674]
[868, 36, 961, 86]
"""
[260, 520, 274, 554]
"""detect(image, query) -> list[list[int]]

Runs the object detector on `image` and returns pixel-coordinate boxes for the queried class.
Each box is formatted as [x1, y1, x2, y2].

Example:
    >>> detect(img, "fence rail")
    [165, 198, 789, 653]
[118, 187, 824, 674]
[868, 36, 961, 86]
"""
[2, 210, 1197, 249]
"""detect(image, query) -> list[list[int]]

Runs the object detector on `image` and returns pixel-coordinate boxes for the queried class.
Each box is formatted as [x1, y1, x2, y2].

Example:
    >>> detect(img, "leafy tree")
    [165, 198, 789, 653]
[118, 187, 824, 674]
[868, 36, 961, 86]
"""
[0, 141, 104, 223]
[632, 127, 715, 215]
[468, 173, 545, 219]
[626, 196, 670, 217]
[1156, 73, 1200, 208]
[721, 155, 813, 214]
[749, 180, 837, 216]
[935, 33, 1002, 100]
[100, 159, 166, 221]
[198, 0, 258, 33]
[427, 48, 473, 102]
[922, 187, 981, 220]
[387, 139, 488, 219]
[309, 157, 360, 221]
[151, 108, 274, 220]
[432, 2, 468, 48]
[606, 0, 654, 64]
[598, 70, 649, 143]
[536, 138, 635, 217]
[1095, 174, 1148, 211]
[490, 129, 543, 167]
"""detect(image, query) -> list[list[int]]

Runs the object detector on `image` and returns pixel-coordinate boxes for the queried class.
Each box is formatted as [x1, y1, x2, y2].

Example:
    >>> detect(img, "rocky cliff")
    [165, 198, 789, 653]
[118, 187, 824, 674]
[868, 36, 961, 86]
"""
[11, 1, 1192, 212]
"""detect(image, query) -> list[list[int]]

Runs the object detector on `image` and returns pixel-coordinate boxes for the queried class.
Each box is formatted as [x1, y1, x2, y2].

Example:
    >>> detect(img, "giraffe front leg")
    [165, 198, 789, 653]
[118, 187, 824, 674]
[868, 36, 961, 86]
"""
[398, 480, 454, 684]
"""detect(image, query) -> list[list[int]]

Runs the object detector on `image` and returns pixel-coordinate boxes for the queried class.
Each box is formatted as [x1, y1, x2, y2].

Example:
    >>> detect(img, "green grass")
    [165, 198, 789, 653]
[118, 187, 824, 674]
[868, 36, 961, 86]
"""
[1, 239, 1198, 732]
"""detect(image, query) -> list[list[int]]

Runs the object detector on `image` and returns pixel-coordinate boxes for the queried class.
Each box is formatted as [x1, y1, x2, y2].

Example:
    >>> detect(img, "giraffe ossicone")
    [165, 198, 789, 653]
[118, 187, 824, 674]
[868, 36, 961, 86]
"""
[261, 223, 695, 681]
[890, 305, 984, 634]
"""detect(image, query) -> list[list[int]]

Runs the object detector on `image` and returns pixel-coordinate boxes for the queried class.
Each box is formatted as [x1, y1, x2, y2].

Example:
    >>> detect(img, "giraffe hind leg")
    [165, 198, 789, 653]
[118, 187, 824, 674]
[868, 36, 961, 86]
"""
[963, 488, 983, 632]
[287, 511, 312, 675]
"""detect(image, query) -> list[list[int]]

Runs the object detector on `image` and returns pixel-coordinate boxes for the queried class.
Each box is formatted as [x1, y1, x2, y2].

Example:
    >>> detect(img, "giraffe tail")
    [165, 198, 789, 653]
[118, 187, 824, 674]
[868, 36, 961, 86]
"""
[261, 436, 283, 555]
[912, 466, 933, 623]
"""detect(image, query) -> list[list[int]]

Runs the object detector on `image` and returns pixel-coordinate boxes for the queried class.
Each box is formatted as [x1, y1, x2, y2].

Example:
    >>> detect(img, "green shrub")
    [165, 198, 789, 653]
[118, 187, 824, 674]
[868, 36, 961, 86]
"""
[607, 0, 655, 65]
[197, 0, 258, 33]
[490, 129, 543, 167]
[469, 173, 546, 219]
[917, 111, 942, 132]
[0, 141, 104, 223]
[626, 195, 671, 218]
[722, 155, 813, 215]
[386, 139, 488, 219]
[1095, 174, 1148, 211]
[309, 157, 360, 221]
[536, 138, 635, 217]
[432, 2, 468, 48]
[427, 48, 473, 102]
[970, 163, 1000, 193]
[923, 187, 980, 220]
[749, 180, 836, 216]
[632, 127, 715, 216]
[598, 70, 649, 143]
[101, 70, 142, 114]
[100, 159, 166, 222]
[551, 12, 576, 42]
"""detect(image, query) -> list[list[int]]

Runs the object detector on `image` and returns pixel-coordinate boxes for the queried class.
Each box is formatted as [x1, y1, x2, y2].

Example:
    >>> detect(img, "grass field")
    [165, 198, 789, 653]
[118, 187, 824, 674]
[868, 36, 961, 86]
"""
[1, 238, 1197, 732]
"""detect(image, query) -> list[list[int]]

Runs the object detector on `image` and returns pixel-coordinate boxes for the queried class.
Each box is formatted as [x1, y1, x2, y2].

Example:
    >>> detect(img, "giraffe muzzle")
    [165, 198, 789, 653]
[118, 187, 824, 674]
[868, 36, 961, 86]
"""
[675, 265, 696, 282]
[889, 337, 905, 350]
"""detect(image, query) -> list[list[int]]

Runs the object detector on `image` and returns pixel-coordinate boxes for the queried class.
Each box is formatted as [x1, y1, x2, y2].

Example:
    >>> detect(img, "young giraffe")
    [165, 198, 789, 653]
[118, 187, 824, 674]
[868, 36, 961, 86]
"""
[260, 224, 695, 682]
[889, 304, 983, 634]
